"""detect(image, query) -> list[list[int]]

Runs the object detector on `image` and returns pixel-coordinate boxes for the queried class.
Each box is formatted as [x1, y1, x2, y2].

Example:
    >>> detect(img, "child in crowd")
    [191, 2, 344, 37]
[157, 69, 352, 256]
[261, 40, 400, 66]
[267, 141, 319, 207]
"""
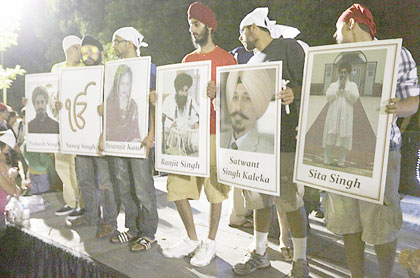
[22, 144, 53, 195]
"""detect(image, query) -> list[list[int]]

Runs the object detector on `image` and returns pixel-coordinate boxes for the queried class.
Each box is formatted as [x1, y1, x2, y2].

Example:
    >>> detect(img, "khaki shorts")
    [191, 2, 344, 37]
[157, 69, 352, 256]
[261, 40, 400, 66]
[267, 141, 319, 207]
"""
[167, 134, 231, 203]
[243, 152, 304, 212]
[323, 151, 402, 245]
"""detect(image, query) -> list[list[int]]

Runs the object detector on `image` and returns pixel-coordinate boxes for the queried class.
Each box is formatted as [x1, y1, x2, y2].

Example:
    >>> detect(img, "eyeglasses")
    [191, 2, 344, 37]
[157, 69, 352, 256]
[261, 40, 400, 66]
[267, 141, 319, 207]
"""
[112, 39, 129, 45]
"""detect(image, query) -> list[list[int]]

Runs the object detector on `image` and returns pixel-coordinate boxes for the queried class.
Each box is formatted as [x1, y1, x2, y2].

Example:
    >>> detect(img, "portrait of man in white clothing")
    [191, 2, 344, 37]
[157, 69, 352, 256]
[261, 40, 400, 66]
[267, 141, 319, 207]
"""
[301, 49, 388, 177]
[162, 72, 200, 156]
[322, 61, 359, 167]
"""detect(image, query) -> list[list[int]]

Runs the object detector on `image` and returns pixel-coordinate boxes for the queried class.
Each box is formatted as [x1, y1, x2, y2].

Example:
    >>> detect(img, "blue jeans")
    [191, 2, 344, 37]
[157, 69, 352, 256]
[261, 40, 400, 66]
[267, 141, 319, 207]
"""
[111, 154, 158, 239]
[75, 156, 118, 226]
[29, 173, 50, 195]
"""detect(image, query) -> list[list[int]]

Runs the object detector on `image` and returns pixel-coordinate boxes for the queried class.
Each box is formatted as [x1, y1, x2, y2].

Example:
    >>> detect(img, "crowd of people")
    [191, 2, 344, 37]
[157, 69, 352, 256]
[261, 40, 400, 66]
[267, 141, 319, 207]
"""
[0, 2, 419, 278]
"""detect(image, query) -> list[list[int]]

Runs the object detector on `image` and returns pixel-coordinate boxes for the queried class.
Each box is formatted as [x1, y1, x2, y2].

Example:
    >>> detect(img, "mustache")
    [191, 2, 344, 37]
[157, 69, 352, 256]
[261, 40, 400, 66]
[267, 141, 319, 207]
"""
[230, 111, 249, 120]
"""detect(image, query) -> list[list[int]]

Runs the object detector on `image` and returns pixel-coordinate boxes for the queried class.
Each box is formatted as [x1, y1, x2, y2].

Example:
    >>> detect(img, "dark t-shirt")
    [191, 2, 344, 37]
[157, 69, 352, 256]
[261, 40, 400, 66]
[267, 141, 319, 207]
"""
[28, 115, 59, 134]
[248, 38, 305, 152]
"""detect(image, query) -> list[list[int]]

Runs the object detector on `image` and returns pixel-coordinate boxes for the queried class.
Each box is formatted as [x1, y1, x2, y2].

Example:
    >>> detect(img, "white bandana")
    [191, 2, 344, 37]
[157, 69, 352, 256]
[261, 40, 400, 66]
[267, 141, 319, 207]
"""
[62, 35, 81, 53]
[240, 7, 300, 39]
[113, 27, 148, 56]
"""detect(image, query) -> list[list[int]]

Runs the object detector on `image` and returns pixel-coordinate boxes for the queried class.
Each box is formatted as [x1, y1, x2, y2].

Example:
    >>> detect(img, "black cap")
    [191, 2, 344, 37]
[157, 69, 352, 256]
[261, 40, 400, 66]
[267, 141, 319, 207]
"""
[81, 35, 103, 51]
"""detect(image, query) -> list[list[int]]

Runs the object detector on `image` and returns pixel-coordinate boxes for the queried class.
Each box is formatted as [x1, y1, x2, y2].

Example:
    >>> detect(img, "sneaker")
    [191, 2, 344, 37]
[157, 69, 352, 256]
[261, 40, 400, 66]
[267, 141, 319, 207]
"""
[55, 205, 74, 216]
[232, 251, 270, 275]
[67, 208, 85, 221]
[288, 259, 310, 278]
[190, 238, 216, 267]
[162, 237, 200, 259]
[65, 215, 89, 228]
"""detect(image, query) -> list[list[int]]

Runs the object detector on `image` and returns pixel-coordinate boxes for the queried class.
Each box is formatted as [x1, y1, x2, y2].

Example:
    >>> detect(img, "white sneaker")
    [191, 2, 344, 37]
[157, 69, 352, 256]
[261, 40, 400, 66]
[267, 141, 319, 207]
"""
[190, 238, 216, 267]
[162, 237, 200, 258]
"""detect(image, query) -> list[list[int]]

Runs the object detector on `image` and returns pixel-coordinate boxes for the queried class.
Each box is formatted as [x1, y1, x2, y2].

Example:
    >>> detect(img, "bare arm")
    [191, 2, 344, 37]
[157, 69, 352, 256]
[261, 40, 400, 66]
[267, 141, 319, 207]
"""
[0, 169, 20, 195]
[386, 96, 419, 117]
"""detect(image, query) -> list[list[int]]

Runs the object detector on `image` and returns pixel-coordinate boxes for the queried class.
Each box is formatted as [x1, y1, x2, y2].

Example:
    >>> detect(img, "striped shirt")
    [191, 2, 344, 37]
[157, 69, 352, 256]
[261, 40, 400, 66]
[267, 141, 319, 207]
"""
[391, 47, 420, 146]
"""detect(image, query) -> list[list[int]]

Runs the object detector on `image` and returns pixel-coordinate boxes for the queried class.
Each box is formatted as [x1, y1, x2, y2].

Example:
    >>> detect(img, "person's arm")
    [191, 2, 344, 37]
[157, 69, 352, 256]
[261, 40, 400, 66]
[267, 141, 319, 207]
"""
[141, 104, 155, 152]
[286, 40, 305, 105]
[400, 116, 412, 133]
[0, 168, 19, 195]
[344, 82, 360, 104]
[386, 96, 419, 117]
[325, 83, 338, 103]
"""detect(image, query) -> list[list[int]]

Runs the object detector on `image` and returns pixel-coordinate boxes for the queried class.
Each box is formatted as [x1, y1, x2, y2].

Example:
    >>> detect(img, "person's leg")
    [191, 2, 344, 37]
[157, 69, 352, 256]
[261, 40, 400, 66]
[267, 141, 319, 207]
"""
[74, 156, 98, 225]
[38, 173, 50, 193]
[275, 206, 291, 251]
[232, 200, 271, 275]
[95, 157, 118, 228]
[163, 174, 201, 258]
[208, 202, 222, 240]
[55, 153, 78, 209]
[338, 147, 347, 167]
[324, 145, 333, 164]
[374, 240, 397, 278]
[29, 173, 40, 194]
[175, 199, 198, 240]
[129, 156, 158, 240]
[343, 232, 365, 278]
[229, 188, 251, 226]
[111, 156, 138, 236]
[254, 206, 271, 253]
[286, 206, 308, 259]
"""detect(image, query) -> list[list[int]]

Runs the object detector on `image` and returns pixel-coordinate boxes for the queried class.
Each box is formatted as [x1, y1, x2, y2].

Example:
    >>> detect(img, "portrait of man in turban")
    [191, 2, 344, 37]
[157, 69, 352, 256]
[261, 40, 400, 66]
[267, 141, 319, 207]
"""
[162, 72, 200, 156]
[221, 69, 275, 154]
[106, 64, 141, 142]
[28, 86, 59, 134]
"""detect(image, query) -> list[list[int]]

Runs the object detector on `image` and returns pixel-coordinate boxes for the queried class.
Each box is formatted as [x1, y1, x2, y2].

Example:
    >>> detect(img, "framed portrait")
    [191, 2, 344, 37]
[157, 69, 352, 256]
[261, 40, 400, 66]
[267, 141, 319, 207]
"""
[103, 57, 151, 158]
[155, 61, 211, 177]
[216, 62, 282, 196]
[294, 39, 402, 204]
[25, 73, 60, 153]
[59, 66, 104, 156]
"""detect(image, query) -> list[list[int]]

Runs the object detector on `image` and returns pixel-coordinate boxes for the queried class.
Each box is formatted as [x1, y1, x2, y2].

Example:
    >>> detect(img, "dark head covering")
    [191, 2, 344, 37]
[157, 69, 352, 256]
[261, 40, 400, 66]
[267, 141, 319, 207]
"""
[81, 35, 104, 51]
[174, 73, 193, 93]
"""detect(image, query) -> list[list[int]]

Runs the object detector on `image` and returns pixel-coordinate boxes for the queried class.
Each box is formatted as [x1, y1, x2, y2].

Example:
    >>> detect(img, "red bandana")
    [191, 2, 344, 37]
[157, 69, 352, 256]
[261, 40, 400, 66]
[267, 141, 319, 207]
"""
[337, 3, 377, 38]
[187, 2, 217, 30]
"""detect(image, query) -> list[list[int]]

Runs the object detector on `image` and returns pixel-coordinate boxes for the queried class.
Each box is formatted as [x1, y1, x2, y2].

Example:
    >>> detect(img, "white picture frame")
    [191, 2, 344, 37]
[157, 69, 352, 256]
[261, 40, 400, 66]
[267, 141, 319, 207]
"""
[25, 73, 60, 153]
[294, 39, 402, 204]
[103, 57, 151, 158]
[216, 62, 282, 196]
[59, 66, 104, 156]
[155, 61, 211, 177]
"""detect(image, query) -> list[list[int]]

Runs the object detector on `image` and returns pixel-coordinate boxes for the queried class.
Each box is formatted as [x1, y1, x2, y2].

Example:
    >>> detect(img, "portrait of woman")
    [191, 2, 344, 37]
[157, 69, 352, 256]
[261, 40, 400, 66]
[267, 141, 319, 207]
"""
[106, 64, 141, 142]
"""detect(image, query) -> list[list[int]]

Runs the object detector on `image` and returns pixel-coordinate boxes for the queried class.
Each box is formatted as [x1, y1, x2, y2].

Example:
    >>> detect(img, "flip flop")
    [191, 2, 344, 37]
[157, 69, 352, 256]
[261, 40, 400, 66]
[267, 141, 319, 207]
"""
[229, 219, 253, 228]
[110, 231, 135, 244]
[129, 237, 156, 252]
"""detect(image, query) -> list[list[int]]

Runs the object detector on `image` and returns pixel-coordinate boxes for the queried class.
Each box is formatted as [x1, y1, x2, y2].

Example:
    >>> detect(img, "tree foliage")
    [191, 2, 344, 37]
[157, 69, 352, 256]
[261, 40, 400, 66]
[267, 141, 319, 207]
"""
[4, 0, 420, 108]
[0, 3, 26, 104]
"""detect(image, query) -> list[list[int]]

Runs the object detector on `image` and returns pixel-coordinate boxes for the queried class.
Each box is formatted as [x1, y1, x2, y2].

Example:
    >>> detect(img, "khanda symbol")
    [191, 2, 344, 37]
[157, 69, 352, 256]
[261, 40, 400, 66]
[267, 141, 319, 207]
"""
[65, 81, 96, 132]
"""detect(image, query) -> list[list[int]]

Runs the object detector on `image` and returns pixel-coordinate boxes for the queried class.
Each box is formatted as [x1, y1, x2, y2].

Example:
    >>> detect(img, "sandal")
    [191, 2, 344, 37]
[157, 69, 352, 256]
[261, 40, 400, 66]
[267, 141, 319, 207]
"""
[129, 237, 156, 252]
[229, 219, 253, 228]
[110, 231, 135, 244]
